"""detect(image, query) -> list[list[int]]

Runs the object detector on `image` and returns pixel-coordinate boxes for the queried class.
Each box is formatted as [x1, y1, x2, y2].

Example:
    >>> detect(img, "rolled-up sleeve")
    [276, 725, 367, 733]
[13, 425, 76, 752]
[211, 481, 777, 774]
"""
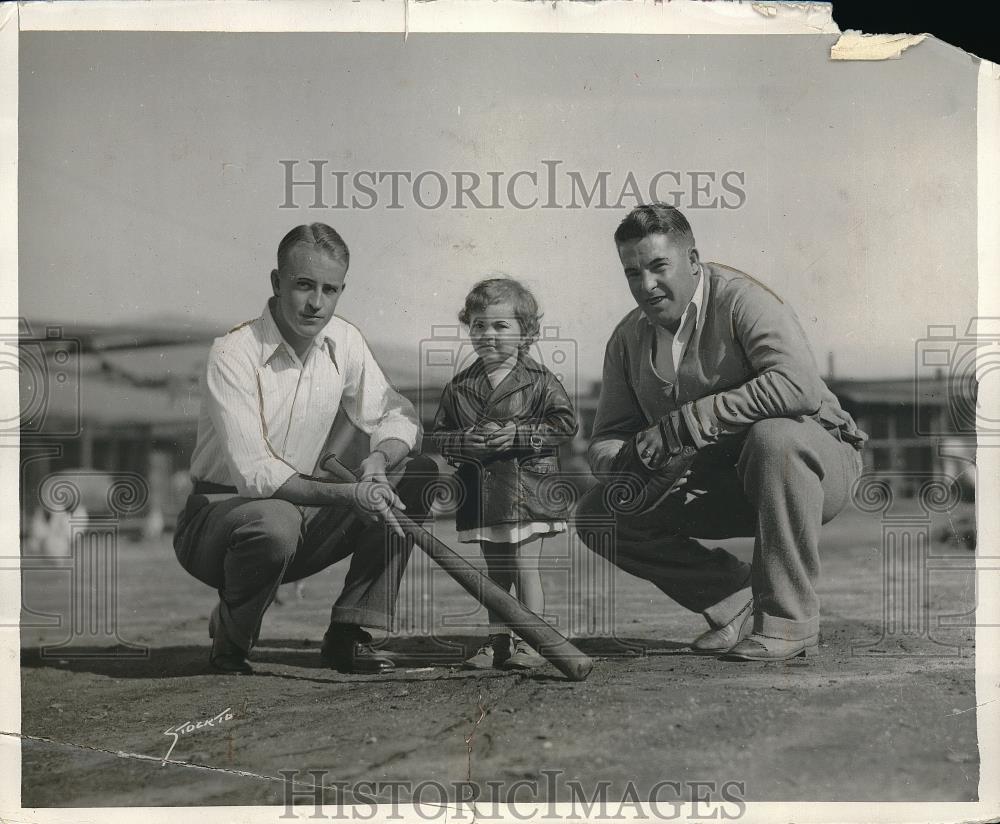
[340, 327, 422, 453]
[588, 331, 647, 475]
[204, 343, 297, 498]
[679, 283, 824, 448]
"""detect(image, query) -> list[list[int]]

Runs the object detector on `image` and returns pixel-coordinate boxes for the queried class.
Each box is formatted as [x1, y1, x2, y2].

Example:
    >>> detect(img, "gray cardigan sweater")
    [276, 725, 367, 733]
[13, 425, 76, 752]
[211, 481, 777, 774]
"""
[589, 262, 866, 474]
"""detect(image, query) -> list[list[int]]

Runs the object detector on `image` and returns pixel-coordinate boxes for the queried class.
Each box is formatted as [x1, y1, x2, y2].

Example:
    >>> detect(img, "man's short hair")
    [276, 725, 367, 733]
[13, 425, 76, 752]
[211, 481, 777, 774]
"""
[277, 223, 350, 271]
[613, 203, 696, 249]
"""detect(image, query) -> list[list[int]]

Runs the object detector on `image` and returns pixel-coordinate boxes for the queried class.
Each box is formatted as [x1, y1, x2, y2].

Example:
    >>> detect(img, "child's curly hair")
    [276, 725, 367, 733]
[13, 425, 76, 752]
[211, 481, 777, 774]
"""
[458, 277, 542, 350]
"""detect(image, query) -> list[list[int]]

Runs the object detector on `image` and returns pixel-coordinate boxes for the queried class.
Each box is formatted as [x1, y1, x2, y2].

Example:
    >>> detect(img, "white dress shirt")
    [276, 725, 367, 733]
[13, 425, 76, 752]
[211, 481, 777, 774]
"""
[589, 265, 707, 474]
[651, 265, 707, 385]
[189, 301, 421, 498]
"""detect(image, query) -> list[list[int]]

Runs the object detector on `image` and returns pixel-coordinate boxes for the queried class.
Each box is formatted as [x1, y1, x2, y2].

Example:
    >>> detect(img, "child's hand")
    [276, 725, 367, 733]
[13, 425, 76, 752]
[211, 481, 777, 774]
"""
[483, 421, 517, 451]
[461, 428, 492, 459]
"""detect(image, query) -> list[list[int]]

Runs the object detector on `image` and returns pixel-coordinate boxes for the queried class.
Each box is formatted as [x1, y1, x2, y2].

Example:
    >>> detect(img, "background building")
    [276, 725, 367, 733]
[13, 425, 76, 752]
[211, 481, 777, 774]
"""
[18, 320, 976, 543]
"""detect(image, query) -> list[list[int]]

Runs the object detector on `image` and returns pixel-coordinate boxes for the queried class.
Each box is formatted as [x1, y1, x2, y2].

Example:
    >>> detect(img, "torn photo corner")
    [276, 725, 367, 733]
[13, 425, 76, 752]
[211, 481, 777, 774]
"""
[2, 1, 998, 823]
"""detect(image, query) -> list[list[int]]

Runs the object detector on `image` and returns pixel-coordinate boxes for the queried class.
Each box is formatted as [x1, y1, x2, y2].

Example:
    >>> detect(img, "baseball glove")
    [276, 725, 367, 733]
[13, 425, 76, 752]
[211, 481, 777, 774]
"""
[606, 435, 698, 516]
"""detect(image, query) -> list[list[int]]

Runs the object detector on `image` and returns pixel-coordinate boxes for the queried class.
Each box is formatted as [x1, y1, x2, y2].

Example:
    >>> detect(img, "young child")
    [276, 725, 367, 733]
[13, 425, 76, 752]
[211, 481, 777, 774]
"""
[432, 277, 579, 670]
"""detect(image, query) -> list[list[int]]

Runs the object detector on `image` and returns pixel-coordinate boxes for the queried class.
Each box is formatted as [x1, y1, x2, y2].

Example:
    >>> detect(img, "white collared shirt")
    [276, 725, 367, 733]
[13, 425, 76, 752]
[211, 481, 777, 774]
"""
[651, 265, 707, 383]
[189, 302, 421, 498]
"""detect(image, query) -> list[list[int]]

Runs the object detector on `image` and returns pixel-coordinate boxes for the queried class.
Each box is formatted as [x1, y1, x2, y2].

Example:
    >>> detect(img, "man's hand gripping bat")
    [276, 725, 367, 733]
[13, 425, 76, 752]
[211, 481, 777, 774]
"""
[320, 454, 594, 682]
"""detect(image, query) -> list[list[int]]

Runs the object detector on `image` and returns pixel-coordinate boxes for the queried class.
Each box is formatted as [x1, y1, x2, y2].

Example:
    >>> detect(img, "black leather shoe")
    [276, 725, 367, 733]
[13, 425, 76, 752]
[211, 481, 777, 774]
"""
[210, 633, 253, 674]
[210, 650, 254, 675]
[208, 604, 253, 674]
[321, 626, 395, 674]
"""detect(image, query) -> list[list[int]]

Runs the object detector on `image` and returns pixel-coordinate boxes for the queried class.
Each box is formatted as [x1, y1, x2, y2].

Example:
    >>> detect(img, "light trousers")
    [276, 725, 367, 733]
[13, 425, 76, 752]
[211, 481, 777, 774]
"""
[173, 456, 438, 652]
[575, 418, 862, 639]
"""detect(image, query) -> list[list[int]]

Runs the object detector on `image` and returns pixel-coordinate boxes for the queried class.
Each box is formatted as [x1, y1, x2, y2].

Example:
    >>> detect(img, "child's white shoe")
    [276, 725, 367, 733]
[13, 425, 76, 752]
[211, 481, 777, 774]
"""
[463, 633, 512, 670]
[501, 639, 544, 670]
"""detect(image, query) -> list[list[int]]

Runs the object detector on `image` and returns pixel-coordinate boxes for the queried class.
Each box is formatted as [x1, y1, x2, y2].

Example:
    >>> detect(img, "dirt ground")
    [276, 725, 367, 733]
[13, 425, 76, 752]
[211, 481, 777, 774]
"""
[19, 501, 980, 807]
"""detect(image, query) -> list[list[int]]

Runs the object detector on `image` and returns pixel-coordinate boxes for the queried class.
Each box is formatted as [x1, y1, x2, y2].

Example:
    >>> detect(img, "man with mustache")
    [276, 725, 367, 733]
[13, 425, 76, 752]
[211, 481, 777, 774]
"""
[175, 223, 436, 674]
[576, 204, 866, 661]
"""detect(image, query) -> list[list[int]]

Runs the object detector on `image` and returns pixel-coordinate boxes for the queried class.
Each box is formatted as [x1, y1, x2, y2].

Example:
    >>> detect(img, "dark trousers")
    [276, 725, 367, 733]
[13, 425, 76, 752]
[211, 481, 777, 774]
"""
[173, 455, 439, 652]
[575, 418, 862, 639]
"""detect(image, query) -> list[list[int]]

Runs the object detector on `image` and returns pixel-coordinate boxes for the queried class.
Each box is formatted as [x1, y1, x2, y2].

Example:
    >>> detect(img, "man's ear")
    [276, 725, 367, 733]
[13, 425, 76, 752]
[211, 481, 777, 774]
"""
[688, 247, 700, 273]
[270, 269, 280, 294]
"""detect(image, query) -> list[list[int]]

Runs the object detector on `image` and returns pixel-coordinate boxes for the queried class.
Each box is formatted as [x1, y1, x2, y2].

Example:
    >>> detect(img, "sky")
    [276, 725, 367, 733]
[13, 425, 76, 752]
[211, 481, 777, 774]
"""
[18, 32, 979, 383]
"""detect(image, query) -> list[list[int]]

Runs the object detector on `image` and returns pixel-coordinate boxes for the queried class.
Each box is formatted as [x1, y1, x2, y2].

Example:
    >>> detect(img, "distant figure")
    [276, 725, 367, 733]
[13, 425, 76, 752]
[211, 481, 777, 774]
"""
[576, 204, 867, 661]
[28, 503, 89, 557]
[25, 509, 50, 556]
[938, 437, 976, 549]
[44, 509, 73, 556]
[170, 469, 193, 506]
[143, 507, 165, 541]
[272, 579, 307, 606]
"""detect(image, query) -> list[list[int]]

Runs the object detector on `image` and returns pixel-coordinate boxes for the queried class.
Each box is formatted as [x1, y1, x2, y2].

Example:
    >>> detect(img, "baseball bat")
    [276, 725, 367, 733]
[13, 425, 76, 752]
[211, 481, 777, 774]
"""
[320, 454, 593, 682]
